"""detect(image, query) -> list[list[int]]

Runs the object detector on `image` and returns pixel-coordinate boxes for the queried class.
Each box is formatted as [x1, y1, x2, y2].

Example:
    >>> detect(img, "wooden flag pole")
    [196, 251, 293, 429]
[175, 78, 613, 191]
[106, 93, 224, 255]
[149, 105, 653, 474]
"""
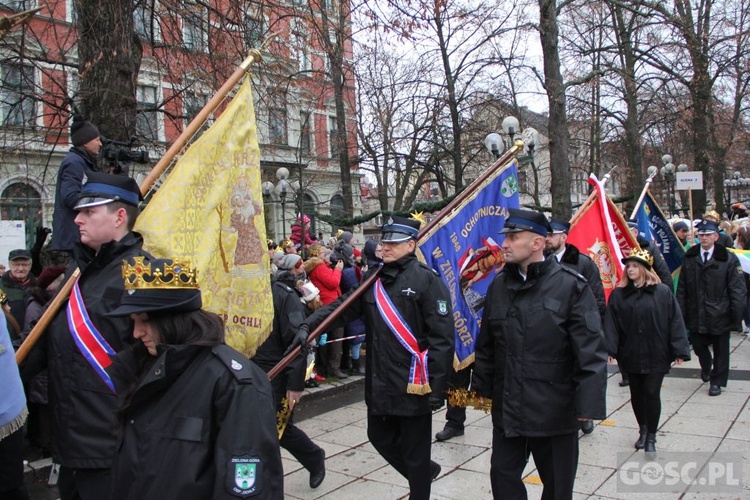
[15, 49, 267, 365]
[267, 141, 524, 381]
[629, 170, 659, 221]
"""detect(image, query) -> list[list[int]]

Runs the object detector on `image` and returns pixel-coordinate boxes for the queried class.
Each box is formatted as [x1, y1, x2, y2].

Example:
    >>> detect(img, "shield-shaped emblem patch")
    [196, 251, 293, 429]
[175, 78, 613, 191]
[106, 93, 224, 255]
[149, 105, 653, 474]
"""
[228, 455, 262, 496]
[437, 300, 449, 316]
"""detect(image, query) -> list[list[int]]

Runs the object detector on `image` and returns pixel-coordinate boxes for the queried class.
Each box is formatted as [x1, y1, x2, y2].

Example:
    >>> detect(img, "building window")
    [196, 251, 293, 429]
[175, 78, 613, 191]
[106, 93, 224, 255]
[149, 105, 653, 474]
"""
[290, 19, 311, 73]
[328, 116, 338, 159]
[1, 63, 36, 127]
[136, 85, 159, 141]
[184, 92, 207, 127]
[244, 7, 264, 49]
[0, 182, 42, 248]
[269, 92, 287, 145]
[134, 1, 162, 43]
[0, 0, 34, 10]
[299, 111, 312, 156]
[183, 3, 208, 52]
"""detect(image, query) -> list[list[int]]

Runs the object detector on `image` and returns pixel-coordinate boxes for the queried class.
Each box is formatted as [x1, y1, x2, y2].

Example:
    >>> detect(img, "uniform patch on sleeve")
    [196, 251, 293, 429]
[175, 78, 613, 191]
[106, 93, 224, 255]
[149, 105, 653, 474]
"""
[437, 300, 449, 316]
[228, 455, 262, 496]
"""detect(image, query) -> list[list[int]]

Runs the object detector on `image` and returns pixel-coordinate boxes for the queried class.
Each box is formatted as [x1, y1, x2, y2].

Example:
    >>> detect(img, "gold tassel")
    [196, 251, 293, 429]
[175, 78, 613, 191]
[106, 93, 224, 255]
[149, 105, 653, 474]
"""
[447, 388, 492, 413]
[406, 382, 432, 395]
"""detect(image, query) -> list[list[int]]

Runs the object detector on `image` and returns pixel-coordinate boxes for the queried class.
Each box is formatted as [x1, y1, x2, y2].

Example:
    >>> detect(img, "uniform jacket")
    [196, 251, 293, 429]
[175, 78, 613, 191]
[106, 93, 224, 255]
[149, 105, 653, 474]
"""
[0, 271, 36, 333]
[677, 243, 747, 335]
[638, 236, 674, 289]
[253, 275, 307, 394]
[303, 257, 341, 305]
[473, 257, 607, 438]
[111, 344, 283, 500]
[605, 282, 691, 374]
[558, 243, 605, 318]
[305, 253, 454, 416]
[52, 147, 97, 252]
[42, 232, 145, 468]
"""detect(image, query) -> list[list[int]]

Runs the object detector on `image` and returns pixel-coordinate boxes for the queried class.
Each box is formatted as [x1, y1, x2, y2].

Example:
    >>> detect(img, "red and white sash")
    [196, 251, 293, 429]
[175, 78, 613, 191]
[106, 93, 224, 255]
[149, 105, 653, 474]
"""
[373, 278, 431, 395]
[66, 280, 116, 393]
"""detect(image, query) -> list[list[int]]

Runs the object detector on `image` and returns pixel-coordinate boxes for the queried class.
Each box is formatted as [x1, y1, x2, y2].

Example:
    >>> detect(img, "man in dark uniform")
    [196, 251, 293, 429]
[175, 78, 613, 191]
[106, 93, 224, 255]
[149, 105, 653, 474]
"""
[23, 172, 145, 500]
[253, 253, 326, 490]
[296, 215, 454, 500]
[545, 216, 606, 435]
[474, 209, 607, 499]
[677, 220, 746, 396]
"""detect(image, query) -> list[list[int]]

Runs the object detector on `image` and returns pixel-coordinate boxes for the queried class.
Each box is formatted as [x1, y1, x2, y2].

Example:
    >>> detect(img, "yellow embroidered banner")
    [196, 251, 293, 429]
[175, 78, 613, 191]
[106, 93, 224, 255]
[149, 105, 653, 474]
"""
[134, 76, 272, 356]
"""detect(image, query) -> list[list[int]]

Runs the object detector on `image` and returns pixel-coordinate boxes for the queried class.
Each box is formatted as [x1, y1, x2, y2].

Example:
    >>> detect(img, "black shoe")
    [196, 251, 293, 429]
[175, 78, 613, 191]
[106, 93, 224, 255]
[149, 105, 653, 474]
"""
[701, 371, 710, 382]
[309, 452, 326, 489]
[644, 433, 657, 453]
[430, 461, 441, 481]
[619, 379, 630, 387]
[634, 425, 648, 450]
[580, 420, 594, 434]
[350, 359, 365, 376]
[304, 379, 320, 388]
[435, 427, 464, 441]
[709, 385, 721, 396]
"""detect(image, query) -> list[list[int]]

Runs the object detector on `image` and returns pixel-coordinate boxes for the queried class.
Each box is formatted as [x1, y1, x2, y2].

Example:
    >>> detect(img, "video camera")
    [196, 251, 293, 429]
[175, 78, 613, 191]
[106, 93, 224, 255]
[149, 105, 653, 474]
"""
[100, 136, 150, 175]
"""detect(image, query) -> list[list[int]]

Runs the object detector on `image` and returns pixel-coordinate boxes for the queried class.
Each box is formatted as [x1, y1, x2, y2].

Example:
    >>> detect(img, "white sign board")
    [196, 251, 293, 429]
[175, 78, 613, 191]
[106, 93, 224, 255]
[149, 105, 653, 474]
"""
[0, 221, 26, 268]
[676, 171, 703, 190]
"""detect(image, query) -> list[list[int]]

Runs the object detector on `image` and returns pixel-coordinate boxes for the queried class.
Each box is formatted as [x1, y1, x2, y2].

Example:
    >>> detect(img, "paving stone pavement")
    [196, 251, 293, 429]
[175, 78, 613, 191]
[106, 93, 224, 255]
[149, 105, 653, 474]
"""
[283, 333, 750, 499]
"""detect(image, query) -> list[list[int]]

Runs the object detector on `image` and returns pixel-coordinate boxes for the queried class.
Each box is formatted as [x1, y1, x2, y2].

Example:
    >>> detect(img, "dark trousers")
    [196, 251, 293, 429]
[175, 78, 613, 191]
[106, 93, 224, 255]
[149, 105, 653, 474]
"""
[444, 365, 472, 430]
[272, 381, 324, 473]
[692, 331, 730, 387]
[490, 427, 578, 500]
[58, 466, 111, 500]
[0, 425, 29, 500]
[627, 372, 665, 433]
[368, 413, 435, 500]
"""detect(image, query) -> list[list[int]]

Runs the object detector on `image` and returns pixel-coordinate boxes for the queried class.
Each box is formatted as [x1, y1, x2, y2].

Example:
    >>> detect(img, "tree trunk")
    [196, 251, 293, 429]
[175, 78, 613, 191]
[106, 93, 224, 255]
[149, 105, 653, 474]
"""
[610, 4, 643, 202]
[539, 0, 572, 217]
[75, 0, 141, 141]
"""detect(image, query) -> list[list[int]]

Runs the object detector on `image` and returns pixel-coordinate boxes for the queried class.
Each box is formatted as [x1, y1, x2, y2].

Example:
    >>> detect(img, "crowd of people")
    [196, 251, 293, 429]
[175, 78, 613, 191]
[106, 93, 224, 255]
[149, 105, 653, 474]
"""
[0, 113, 748, 500]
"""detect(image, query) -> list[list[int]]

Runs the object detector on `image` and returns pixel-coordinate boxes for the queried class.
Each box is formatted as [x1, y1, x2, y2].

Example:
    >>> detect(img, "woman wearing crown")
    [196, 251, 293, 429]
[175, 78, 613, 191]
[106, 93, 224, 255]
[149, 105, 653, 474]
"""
[107, 256, 283, 499]
[604, 248, 690, 454]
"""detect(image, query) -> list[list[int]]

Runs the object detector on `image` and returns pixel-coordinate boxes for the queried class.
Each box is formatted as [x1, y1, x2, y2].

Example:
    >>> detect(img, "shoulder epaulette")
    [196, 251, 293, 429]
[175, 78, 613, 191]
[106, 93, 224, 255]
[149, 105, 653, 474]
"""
[419, 262, 440, 277]
[559, 265, 586, 282]
[212, 344, 254, 382]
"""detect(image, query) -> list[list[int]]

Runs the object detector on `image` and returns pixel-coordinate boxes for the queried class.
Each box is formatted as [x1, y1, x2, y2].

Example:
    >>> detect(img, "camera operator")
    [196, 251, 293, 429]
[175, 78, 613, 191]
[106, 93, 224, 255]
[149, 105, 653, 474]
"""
[52, 115, 101, 255]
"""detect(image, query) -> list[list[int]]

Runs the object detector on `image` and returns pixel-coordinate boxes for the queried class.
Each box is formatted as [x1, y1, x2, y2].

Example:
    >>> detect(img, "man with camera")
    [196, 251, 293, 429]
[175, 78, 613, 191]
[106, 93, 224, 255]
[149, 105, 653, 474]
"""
[52, 116, 102, 254]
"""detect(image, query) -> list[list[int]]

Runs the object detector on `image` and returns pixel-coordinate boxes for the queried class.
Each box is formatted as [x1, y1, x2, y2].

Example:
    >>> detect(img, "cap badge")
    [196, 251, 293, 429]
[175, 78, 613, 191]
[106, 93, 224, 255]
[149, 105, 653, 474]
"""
[231, 359, 242, 371]
[387, 217, 394, 225]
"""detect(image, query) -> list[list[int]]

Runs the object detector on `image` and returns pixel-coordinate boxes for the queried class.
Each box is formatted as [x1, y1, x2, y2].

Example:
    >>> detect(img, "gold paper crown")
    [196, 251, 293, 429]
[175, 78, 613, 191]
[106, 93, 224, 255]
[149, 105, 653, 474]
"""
[625, 248, 654, 267]
[335, 229, 344, 239]
[281, 239, 294, 248]
[122, 256, 200, 290]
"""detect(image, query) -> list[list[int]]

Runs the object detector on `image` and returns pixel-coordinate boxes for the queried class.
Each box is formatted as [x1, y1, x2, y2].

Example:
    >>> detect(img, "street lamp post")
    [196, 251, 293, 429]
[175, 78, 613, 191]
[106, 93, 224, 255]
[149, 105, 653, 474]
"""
[485, 117, 539, 204]
[262, 167, 293, 239]
[660, 155, 675, 216]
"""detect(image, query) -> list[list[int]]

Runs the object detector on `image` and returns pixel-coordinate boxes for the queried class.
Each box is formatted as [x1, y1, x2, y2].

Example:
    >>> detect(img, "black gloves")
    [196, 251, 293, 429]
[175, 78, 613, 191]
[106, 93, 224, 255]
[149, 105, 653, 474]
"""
[284, 325, 310, 356]
[429, 396, 445, 411]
